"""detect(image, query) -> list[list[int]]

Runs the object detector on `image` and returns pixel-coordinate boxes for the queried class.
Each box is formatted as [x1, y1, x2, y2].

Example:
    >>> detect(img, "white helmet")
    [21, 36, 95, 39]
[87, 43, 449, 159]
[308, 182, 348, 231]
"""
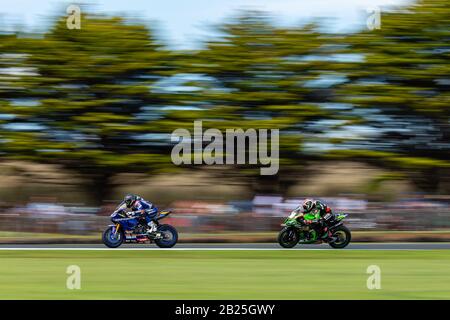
[302, 198, 314, 213]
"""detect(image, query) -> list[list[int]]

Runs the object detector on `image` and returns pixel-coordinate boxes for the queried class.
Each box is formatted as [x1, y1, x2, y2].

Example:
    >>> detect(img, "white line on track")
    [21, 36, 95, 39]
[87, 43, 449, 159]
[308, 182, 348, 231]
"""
[0, 248, 331, 251]
[0, 247, 435, 251]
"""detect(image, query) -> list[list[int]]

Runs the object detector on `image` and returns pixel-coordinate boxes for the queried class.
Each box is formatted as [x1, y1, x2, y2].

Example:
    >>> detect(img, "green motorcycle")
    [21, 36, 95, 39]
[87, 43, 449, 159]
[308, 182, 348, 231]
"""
[278, 208, 351, 249]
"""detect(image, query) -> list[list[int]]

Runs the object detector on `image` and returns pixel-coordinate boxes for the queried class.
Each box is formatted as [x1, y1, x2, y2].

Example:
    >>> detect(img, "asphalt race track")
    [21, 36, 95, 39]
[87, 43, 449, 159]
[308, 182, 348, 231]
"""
[0, 243, 450, 250]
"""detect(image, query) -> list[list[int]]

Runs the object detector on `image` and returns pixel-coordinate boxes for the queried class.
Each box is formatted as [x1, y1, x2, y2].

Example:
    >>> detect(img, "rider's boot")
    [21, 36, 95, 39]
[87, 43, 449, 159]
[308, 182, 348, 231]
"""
[147, 221, 157, 233]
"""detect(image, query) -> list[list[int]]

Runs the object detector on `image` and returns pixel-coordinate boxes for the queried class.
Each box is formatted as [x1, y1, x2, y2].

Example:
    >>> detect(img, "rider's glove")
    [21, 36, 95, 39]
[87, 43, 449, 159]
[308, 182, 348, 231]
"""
[126, 211, 135, 218]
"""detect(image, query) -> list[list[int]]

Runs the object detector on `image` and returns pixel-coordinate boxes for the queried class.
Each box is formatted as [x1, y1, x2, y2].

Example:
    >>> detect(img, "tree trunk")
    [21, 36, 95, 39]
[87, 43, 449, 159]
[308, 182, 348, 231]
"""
[89, 172, 114, 206]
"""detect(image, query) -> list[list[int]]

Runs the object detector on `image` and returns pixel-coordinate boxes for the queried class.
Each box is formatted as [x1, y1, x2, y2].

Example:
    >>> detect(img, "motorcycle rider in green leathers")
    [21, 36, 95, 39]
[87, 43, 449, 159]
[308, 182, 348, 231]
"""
[293, 199, 333, 239]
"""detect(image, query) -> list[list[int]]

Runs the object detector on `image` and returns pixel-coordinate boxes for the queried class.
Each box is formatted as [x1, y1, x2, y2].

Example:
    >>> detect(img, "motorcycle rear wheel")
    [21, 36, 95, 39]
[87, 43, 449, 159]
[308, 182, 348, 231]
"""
[278, 227, 300, 248]
[155, 224, 178, 248]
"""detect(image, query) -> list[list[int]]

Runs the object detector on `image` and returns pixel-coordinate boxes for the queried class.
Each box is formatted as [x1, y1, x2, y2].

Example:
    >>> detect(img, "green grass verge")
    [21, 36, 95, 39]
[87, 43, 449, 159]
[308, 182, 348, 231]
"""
[1, 250, 450, 299]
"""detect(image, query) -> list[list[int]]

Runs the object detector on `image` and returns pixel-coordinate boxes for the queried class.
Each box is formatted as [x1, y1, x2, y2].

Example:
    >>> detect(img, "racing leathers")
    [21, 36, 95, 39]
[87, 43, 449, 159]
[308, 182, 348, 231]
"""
[294, 200, 332, 239]
[114, 196, 158, 232]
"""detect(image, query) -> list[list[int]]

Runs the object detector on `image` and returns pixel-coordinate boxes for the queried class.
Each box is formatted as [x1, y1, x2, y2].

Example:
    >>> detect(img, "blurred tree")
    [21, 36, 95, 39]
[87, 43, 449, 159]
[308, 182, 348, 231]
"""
[0, 15, 176, 202]
[173, 13, 359, 193]
[335, 0, 450, 192]
[1, 0, 449, 201]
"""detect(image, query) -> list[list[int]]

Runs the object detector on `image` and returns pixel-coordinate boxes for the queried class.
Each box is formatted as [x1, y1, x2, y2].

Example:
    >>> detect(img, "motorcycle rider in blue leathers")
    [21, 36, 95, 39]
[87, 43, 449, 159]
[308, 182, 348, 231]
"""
[114, 194, 159, 233]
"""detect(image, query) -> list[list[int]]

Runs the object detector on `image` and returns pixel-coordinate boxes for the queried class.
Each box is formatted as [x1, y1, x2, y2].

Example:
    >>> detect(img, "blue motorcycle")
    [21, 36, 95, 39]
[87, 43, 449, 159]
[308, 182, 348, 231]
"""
[102, 210, 178, 248]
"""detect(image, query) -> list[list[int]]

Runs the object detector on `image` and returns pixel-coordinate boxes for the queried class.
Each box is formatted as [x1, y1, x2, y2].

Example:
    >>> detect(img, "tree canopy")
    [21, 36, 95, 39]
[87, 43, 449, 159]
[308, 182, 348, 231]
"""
[0, 0, 448, 201]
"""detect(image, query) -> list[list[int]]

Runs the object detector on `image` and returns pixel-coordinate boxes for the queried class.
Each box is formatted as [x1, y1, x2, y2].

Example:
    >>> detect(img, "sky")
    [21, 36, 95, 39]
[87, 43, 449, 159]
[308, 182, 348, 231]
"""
[0, 0, 412, 49]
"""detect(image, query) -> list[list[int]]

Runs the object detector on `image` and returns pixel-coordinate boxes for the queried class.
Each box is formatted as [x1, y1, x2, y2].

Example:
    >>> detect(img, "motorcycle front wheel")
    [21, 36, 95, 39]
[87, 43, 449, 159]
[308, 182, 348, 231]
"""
[102, 226, 124, 248]
[277, 227, 300, 248]
[328, 225, 351, 249]
[155, 224, 178, 248]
